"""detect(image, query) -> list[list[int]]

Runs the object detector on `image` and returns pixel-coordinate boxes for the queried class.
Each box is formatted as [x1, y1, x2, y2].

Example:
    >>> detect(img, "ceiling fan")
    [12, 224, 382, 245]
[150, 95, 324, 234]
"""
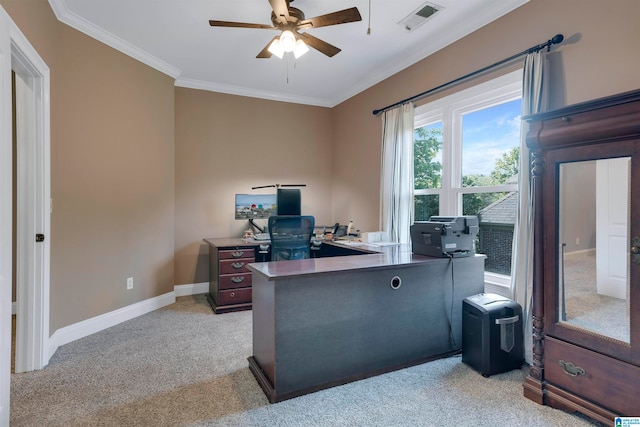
[209, 0, 362, 59]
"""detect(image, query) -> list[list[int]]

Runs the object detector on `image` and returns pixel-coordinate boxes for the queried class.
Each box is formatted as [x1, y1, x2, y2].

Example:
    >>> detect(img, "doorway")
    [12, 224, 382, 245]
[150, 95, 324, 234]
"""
[11, 53, 51, 374]
[1, 8, 51, 422]
[2, 9, 51, 375]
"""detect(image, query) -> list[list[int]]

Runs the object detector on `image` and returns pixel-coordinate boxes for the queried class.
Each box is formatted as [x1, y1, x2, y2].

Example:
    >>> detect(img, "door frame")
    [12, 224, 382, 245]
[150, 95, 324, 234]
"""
[0, 7, 51, 422]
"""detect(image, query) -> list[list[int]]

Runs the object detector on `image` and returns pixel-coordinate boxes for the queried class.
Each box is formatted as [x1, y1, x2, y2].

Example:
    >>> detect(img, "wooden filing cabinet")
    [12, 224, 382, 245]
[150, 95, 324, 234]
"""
[204, 238, 266, 314]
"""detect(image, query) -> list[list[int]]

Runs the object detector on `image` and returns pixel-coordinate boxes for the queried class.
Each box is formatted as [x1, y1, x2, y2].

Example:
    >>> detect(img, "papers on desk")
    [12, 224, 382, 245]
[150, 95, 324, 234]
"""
[335, 240, 400, 247]
[335, 240, 364, 247]
[360, 231, 399, 246]
[366, 241, 400, 247]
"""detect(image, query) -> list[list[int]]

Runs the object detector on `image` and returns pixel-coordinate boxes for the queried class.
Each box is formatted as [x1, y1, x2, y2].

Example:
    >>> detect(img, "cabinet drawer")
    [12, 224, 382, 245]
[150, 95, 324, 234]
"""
[219, 248, 255, 260]
[219, 288, 252, 305]
[219, 273, 252, 290]
[545, 337, 640, 416]
[219, 258, 254, 275]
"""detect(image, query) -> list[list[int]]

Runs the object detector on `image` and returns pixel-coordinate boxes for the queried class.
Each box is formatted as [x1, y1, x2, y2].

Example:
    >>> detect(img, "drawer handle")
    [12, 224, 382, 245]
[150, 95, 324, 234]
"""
[230, 292, 235, 297]
[231, 251, 244, 258]
[231, 276, 245, 283]
[559, 360, 586, 377]
[231, 262, 245, 269]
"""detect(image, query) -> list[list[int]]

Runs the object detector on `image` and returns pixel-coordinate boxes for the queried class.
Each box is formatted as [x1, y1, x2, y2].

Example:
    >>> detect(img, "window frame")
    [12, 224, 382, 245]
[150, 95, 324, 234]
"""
[414, 69, 523, 216]
[413, 70, 523, 288]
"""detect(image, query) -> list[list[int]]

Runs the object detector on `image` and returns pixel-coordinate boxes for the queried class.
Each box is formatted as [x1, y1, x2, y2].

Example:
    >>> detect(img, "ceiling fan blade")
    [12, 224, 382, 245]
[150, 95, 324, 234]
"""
[269, 0, 290, 25]
[297, 7, 362, 30]
[256, 36, 279, 58]
[297, 32, 341, 57]
[209, 20, 276, 29]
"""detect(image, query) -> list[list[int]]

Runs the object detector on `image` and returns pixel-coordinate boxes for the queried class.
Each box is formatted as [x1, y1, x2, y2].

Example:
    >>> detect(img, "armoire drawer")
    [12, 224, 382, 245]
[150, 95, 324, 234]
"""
[545, 336, 640, 416]
[219, 273, 252, 290]
[219, 258, 254, 275]
[218, 288, 252, 305]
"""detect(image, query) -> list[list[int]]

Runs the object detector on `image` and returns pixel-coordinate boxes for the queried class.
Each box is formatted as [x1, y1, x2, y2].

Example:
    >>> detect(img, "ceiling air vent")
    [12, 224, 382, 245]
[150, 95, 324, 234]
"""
[398, 2, 442, 32]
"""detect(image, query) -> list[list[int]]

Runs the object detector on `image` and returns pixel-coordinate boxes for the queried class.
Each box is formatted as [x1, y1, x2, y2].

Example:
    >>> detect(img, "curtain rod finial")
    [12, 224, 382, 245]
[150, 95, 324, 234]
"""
[551, 34, 564, 45]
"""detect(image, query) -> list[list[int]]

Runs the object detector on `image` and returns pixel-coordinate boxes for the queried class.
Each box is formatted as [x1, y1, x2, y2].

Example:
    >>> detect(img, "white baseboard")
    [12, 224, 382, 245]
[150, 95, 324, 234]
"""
[47, 282, 209, 359]
[174, 281, 208, 297]
[48, 292, 176, 359]
[564, 248, 595, 258]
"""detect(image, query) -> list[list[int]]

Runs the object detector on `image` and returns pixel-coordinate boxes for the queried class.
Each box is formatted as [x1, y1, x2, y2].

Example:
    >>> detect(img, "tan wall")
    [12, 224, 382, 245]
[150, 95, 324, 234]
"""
[2, 0, 639, 331]
[2, 0, 176, 331]
[331, 0, 640, 232]
[174, 88, 333, 285]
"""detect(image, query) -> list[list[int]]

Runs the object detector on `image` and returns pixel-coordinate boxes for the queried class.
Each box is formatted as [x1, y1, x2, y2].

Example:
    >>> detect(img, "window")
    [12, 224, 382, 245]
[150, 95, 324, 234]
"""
[413, 70, 522, 282]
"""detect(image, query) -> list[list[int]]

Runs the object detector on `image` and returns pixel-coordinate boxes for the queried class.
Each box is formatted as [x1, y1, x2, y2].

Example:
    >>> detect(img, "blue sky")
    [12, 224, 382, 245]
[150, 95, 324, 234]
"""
[422, 98, 522, 177]
[462, 98, 522, 176]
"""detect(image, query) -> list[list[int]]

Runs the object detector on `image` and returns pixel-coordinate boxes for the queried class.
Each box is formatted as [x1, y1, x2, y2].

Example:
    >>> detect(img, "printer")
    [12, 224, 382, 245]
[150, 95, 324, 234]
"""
[410, 216, 479, 258]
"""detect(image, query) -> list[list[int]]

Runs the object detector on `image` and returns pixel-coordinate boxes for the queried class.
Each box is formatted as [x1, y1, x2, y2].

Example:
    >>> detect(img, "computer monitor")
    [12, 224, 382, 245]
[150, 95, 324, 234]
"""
[235, 194, 277, 219]
[277, 188, 301, 216]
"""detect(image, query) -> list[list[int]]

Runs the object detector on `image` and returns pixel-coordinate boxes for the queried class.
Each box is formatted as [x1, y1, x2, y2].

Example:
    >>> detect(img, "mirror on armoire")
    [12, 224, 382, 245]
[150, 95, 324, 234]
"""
[557, 157, 631, 344]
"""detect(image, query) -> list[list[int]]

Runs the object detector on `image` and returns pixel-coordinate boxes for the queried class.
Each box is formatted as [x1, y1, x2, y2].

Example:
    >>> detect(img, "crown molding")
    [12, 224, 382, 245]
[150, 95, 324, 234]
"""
[175, 77, 333, 108]
[48, 0, 181, 79]
[333, 0, 529, 107]
[46, 0, 528, 108]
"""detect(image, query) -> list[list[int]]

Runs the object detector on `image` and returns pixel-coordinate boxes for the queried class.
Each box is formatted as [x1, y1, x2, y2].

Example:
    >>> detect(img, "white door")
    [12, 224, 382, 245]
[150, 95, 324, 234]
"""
[595, 157, 629, 300]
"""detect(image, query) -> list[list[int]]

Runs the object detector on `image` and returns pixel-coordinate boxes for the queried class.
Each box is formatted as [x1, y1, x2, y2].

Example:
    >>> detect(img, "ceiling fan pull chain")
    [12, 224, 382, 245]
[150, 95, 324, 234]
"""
[367, 0, 371, 35]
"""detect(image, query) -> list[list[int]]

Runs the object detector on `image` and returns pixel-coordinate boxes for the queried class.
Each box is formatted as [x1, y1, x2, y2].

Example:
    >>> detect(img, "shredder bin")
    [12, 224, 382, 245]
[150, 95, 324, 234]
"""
[462, 293, 523, 377]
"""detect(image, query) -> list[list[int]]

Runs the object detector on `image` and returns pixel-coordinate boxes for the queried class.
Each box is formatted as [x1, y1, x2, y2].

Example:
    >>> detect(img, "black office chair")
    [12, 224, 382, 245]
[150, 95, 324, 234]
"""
[268, 215, 315, 261]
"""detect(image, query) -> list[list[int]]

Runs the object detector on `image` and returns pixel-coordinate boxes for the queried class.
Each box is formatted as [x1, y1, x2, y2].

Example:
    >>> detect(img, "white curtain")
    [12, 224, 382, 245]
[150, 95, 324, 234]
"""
[380, 103, 414, 244]
[510, 50, 546, 364]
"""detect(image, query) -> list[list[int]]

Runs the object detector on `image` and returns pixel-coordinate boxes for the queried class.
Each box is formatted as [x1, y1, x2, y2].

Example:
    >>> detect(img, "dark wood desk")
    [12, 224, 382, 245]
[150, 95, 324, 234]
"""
[203, 237, 376, 314]
[247, 248, 485, 403]
[203, 238, 270, 314]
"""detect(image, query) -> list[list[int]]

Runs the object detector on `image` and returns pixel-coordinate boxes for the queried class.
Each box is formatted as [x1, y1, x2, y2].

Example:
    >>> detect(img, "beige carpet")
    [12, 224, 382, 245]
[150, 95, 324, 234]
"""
[563, 251, 629, 342]
[10, 295, 605, 426]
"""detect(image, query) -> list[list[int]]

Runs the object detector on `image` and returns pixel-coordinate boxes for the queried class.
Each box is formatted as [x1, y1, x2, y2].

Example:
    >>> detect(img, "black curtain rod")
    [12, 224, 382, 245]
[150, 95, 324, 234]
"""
[372, 34, 564, 116]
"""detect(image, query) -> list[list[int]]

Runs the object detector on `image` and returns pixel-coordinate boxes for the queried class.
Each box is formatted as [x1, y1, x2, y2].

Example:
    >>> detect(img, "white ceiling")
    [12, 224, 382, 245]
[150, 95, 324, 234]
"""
[49, 0, 528, 107]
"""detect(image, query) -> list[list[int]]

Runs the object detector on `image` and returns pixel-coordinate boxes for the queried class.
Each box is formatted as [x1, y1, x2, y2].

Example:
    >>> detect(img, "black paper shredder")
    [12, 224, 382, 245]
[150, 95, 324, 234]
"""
[462, 293, 523, 377]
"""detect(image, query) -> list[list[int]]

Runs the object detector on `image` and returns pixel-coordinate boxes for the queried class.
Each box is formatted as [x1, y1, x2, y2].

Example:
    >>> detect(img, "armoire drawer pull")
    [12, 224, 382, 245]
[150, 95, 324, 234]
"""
[231, 262, 245, 269]
[559, 360, 586, 377]
[231, 276, 245, 283]
[231, 251, 244, 258]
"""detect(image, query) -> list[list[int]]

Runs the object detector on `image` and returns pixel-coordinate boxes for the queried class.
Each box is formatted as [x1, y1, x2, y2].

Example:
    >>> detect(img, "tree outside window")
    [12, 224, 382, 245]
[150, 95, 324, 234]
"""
[412, 72, 523, 279]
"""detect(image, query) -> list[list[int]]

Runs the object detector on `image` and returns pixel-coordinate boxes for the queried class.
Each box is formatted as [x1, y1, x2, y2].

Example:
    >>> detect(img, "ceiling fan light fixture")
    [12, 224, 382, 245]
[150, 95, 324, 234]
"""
[293, 39, 309, 58]
[279, 30, 296, 52]
[268, 38, 284, 58]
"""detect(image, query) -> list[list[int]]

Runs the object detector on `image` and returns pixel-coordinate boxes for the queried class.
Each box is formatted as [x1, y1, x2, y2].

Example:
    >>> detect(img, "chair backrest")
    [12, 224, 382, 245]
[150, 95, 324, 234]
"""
[268, 215, 315, 261]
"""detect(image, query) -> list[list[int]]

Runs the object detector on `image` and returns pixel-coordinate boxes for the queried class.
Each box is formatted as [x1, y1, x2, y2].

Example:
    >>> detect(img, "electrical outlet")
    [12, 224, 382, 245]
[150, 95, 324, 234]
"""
[127, 277, 133, 290]
[575, 237, 580, 246]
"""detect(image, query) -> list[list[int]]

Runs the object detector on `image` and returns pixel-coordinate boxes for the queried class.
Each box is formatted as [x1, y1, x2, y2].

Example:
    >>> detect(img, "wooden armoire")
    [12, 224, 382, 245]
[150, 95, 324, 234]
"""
[523, 89, 640, 425]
